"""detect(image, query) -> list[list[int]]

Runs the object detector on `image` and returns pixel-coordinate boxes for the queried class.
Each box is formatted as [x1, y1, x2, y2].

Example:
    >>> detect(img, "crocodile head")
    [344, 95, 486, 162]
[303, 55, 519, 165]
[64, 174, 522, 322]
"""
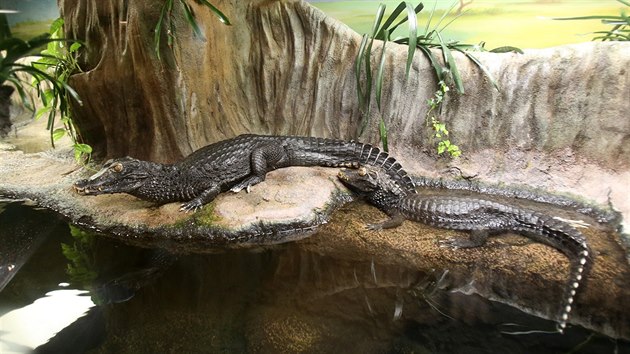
[338, 165, 409, 207]
[74, 157, 152, 196]
[337, 166, 381, 195]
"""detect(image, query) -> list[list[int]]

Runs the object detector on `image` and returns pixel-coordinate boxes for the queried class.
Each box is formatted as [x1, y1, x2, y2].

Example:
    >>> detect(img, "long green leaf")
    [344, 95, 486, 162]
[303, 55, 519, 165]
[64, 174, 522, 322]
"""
[180, 0, 204, 38]
[355, 34, 369, 113]
[436, 32, 464, 93]
[461, 50, 499, 91]
[6, 77, 34, 111]
[405, 2, 417, 78]
[154, 0, 172, 59]
[9, 63, 82, 105]
[417, 45, 444, 82]
[379, 118, 388, 152]
[376, 2, 407, 40]
[375, 33, 388, 110]
[195, 0, 231, 25]
[424, 0, 438, 35]
[388, 3, 424, 38]
[371, 4, 387, 38]
[358, 4, 386, 135]
[554, 15, 624, 21]
[432, 0, 458, 33]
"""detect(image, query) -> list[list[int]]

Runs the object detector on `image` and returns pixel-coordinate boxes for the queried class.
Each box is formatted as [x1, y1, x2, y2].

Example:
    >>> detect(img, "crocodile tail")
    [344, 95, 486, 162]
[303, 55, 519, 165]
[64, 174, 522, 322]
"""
[285, 137, 416, 193]
[515, 214, 591, 333]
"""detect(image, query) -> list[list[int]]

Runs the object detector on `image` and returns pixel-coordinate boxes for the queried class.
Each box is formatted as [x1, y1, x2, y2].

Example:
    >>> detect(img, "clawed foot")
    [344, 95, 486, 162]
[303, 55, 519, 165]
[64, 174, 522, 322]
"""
[230, 184, 252, 193]
[366, 223, 384, 231]
[438, 238, 464, 249]
[231, 176, 263, 193]
[179, 200, 203, 213]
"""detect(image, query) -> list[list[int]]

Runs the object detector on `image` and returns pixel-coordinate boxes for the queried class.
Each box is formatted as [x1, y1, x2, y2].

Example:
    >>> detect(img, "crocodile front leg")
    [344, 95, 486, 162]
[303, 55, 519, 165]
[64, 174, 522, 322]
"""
[230, 143, 289, 193]
[180, 185, 221, 212]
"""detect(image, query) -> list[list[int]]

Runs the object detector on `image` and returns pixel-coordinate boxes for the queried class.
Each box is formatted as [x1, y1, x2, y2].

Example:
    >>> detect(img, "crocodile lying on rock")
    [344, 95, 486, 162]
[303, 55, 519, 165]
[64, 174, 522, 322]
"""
[337, 165, 592, 333]
[74, 134, 415, 212]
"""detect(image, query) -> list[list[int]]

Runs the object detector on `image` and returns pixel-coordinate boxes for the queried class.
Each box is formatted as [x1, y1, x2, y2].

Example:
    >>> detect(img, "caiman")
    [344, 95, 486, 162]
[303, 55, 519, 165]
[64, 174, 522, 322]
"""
[337, 165, 592, 333]
[74, 134, 415, 212]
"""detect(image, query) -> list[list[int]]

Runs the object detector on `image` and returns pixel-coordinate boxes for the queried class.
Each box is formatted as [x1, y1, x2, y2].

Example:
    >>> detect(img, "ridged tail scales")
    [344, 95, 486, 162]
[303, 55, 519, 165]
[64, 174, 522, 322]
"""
[512, 212, 592, 333]
[282, 136, 417, 193]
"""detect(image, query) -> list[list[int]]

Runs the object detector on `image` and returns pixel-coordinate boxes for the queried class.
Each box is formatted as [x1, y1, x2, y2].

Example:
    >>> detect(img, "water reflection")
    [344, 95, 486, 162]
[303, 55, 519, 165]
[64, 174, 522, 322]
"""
[0, 289, 95, 352]
[0, 202, 628, 353]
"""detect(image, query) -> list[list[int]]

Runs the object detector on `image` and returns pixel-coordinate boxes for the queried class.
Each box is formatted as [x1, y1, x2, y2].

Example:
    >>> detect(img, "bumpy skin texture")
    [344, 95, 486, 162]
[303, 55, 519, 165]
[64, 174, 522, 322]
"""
[338, 166, 592, 333]
[74, 134, 415, 212]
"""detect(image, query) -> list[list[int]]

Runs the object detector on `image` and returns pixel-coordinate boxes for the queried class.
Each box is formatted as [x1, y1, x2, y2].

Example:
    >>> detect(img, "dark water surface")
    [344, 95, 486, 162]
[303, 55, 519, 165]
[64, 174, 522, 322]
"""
[1, 202, 628, 353]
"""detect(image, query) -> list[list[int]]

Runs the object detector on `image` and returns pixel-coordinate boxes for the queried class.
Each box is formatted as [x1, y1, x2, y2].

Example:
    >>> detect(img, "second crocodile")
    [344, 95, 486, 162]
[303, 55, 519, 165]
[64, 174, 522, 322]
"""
[337, 165, 592, 333]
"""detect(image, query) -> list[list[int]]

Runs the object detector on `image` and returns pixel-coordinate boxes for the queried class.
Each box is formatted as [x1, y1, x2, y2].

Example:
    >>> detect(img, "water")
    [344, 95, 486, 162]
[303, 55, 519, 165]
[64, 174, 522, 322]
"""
[1, 202, 628, 353]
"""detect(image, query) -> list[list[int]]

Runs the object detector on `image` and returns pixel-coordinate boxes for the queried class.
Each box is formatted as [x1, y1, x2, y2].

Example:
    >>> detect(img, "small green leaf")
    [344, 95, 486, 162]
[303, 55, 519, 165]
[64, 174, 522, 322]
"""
[52, 128, 66, 141]
[69, 42, 82, 52]
[35, 106, 52, 120]
[74, 143, 92, 154]
[49, 18, 64, 35]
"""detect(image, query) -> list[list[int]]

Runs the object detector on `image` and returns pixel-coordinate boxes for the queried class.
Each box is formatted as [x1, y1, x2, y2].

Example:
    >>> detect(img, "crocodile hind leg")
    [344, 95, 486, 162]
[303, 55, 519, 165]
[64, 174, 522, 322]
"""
[230, 143, 289, 193]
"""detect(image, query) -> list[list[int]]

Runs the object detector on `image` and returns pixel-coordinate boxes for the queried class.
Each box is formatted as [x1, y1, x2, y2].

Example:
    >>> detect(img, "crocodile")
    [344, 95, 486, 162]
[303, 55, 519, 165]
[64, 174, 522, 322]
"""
[74, 134, 416, 212]
[337, 165, 592, 333]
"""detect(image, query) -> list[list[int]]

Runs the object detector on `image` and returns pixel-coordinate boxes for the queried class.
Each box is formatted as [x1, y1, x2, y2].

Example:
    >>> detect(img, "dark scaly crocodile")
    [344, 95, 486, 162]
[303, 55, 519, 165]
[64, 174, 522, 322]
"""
[74, 134, 415, 212]
[337, 165, 592, 333]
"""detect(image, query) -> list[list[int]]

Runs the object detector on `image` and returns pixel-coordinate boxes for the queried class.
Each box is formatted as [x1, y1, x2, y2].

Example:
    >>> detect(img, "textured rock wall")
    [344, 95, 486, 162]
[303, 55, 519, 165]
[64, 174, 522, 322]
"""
[58, 0, 629, 165]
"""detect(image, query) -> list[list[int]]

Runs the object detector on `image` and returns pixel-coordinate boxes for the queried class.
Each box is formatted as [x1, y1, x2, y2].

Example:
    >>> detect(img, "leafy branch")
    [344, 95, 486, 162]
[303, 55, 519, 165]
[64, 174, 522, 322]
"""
[426, 81, 460, 158]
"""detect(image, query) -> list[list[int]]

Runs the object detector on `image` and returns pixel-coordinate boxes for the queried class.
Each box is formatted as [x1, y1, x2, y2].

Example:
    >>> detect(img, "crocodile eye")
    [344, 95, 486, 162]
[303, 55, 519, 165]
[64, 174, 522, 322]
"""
[112, 163, 123, 173]
[358, 167, 367, 176]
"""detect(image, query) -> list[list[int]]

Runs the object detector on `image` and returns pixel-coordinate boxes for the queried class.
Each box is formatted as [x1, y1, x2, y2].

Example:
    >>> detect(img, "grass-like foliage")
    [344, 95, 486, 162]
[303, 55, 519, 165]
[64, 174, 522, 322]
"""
[154, 0, 231, 60]
[355, 1, 519, 155]
[32, 18, 90, 161]
[555, 0, 629, 41]
[1, 18, 88, 161]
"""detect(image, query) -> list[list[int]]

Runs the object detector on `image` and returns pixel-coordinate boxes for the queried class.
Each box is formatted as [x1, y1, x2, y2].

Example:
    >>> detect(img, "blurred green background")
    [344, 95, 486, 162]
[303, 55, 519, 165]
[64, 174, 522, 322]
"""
[308, 0, 624, 48]
[0, 0, 624, 48]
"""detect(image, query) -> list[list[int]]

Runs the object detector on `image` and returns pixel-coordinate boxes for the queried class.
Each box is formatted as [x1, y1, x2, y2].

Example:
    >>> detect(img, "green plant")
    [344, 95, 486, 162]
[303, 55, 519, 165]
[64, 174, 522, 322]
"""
[0, 20, 89, 161]
[32, 18, 91, 162]
[426, 80, 461, 158]
[154, 0, 231, 60]
[355, 1, 516, 155]
[555, 0, 629, 41]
